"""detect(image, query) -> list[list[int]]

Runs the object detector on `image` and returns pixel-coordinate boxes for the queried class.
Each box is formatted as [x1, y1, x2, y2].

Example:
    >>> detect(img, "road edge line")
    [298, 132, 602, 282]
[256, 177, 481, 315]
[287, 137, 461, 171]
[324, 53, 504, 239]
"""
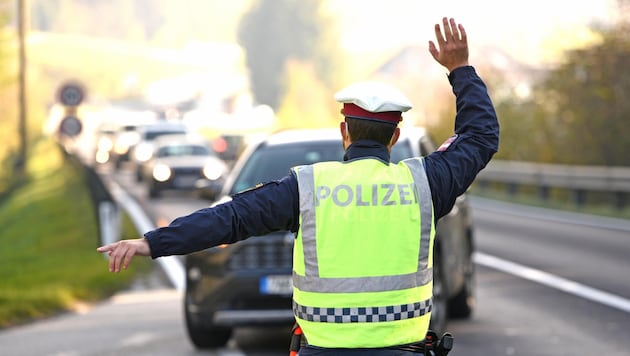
[474, 251, 630, 314]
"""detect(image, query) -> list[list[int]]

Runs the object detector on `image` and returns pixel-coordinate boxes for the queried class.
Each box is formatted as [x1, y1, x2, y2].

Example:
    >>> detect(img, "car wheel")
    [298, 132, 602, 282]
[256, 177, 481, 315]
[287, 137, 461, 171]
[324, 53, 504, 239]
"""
[429, 244, 448, 336]
[184, 293, 232, 349]
[448, 235, 475, 319]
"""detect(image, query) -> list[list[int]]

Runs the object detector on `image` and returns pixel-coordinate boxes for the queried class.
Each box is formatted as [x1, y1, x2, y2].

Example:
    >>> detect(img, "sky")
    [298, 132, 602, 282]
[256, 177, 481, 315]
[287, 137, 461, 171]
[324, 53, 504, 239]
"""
[327, 0, 618, 66]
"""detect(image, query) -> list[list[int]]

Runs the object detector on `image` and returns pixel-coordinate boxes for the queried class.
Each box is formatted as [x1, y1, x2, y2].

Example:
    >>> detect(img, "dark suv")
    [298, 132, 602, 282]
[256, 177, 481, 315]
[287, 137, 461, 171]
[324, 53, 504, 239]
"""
[185, 128, 475, 348]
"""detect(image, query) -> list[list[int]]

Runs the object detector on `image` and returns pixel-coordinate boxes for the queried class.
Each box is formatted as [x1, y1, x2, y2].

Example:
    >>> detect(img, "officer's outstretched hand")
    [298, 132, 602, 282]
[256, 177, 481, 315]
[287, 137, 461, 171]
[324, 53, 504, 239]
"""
[97, 238, 151, 273]
[428, 17, 469, 73]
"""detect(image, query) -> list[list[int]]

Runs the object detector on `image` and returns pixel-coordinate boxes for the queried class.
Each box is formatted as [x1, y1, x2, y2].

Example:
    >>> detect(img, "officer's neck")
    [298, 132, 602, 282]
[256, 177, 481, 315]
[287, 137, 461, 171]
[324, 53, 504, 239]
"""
[343, 140, 390, 163]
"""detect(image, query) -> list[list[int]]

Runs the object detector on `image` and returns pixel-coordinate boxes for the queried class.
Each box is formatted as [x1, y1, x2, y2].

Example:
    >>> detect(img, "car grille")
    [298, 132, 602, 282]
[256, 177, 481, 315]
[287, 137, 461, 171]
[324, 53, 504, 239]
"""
[172, 167, 202, 175]
[227, 233, 293, 271]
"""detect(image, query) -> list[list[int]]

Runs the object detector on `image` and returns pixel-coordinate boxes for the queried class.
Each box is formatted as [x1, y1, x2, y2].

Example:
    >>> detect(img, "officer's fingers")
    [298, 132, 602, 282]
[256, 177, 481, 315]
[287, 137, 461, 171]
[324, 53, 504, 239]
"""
[433, 23, 445, 46]
[428, 41, 439, 60]
[442, 17, 454, 41]
[111, 244, 130, 273]
[122, 248, 136, 270]
[449, 18, 460, 40]
[96, 243, 116, 253]
[458, 24, 468, 44]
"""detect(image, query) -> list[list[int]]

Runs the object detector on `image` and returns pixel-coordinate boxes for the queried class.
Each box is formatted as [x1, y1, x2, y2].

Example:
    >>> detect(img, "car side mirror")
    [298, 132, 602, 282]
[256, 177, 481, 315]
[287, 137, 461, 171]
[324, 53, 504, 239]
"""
[195, 178, 224, 201]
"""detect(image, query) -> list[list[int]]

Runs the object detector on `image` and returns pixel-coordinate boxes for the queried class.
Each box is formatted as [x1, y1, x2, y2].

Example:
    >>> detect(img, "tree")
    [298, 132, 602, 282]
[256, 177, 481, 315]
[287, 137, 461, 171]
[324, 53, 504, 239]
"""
[534, 23, 630, 166]
[237, 0, 335, 110]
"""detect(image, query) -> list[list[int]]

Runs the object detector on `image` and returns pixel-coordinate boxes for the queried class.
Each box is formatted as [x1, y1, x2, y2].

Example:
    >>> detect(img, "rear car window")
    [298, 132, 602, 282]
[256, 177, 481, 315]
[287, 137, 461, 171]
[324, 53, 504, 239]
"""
[230, 139, 418, 194]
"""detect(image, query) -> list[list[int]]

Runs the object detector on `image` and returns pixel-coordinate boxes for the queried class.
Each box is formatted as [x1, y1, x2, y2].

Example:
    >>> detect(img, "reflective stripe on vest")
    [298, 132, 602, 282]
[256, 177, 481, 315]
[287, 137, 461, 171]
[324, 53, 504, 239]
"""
[293, 298, 432, 323]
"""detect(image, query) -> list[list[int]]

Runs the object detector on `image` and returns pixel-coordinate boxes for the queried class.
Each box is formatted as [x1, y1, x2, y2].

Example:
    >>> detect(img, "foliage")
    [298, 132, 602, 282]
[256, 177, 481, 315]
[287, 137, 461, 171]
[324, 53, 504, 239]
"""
[0, 0, 17, 193]
[493, 21, 630, 166]
[28, 0, 249, 44]
[275, 60, 339, 130]
[237, 0, 339, 110]
[534, 24, 630, 165]
[0, 138, 150, 328]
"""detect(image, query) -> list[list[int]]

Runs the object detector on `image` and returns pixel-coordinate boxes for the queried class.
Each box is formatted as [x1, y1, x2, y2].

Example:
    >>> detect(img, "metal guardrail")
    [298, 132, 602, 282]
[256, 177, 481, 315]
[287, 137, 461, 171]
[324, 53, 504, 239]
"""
[61, 144, 121, 247]
[474, 160, 630, 209]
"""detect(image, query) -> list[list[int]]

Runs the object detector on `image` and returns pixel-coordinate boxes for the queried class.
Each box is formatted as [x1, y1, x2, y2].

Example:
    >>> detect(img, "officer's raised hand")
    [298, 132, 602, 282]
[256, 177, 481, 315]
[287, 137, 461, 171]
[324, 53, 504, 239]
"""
[428, 17, 469, 72]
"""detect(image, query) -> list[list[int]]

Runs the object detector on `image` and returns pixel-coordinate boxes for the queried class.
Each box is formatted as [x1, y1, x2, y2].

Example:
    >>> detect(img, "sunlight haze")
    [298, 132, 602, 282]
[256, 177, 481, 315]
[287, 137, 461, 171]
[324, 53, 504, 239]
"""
[327, 0, 617, 65]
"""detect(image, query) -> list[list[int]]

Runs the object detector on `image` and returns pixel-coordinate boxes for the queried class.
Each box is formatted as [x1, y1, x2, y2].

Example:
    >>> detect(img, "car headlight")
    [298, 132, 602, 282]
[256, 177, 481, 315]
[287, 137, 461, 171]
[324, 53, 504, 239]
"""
[152, 164, 172, 182]
[134, 143, 153, 162]
[95, 150, 110, 164]
[203, 163, 223, 181]
[97, 137, 113, 151]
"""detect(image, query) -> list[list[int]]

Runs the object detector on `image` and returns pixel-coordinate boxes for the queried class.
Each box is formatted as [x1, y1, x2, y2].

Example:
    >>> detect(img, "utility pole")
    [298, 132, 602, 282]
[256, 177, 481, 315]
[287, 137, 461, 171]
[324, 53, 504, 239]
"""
[16, 0, 27, 176]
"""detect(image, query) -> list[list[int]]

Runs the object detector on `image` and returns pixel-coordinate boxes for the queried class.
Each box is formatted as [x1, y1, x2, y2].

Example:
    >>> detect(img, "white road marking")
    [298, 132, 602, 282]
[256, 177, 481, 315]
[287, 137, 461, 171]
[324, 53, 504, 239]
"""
[474, 252, 630, 314]
[107, 179, 186, 291]
[121, 332, 157, 347]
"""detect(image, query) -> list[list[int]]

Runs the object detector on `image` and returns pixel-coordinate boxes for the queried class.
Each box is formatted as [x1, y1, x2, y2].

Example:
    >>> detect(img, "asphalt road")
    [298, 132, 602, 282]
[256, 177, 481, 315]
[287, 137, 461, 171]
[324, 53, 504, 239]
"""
[1, 166, 629, 355]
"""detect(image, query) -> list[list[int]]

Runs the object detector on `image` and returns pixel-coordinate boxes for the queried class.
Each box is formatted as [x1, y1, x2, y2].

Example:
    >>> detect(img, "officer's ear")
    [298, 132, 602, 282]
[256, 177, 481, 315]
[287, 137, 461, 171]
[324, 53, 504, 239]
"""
[388, 127, 400, 149]
[340, 120, 352, 149]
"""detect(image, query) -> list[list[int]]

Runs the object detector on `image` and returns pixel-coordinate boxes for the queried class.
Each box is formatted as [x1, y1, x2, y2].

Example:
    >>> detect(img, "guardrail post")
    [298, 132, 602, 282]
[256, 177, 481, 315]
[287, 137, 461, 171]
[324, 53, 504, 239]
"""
[572, 189, 586, 207]
[538, 185, 549, 202]
[82, 159, 121, 247]
[507, 183, 519, 196]
[614, 192, 627, 210]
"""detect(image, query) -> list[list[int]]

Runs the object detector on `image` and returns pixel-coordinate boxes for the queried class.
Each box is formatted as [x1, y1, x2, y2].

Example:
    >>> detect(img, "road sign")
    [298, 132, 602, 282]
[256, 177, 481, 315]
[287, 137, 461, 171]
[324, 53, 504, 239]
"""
[59, 115, 82, 137]
[58, 82, 85, 106]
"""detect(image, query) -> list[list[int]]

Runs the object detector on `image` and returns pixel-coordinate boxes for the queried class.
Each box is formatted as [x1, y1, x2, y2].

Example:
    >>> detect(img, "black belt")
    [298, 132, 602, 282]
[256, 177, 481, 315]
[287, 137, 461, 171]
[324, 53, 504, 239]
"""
[388, 331, 454, 356]
[387, 342, 426, 353]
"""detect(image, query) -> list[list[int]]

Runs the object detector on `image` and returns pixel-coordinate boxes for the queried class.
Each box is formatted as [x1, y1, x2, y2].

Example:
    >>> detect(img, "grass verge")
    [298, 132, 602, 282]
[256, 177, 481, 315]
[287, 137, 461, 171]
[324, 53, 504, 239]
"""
[0, 137, 151, 328]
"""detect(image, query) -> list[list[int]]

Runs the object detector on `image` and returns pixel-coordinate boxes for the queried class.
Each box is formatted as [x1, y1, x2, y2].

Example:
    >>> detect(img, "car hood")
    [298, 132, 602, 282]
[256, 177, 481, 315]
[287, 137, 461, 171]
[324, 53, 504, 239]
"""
[156, 156, 226, 168]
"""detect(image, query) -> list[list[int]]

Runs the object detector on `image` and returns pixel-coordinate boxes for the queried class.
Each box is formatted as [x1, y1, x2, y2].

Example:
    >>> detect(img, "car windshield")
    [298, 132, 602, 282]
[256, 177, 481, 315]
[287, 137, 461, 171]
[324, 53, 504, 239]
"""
[145, 130, 187, 141]
[157, 144, 212, 158]
[229, 138, 415, 194]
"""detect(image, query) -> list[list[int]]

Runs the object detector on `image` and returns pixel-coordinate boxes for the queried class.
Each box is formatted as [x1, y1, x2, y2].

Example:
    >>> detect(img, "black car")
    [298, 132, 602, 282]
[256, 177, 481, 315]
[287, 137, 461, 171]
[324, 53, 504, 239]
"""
[185, 128, 475, 348]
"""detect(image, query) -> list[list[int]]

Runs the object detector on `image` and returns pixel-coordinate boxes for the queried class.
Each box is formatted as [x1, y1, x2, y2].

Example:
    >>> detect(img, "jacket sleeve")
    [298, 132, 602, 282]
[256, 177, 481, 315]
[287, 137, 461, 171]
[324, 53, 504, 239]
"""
[144, 174, 300, 258]
[424, 66, 500, 220]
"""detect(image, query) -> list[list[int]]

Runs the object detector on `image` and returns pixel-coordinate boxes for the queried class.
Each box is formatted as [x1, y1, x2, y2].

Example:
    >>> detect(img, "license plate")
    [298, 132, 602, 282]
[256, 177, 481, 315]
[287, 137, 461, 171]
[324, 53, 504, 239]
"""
[173, 175, 198, 188]
[260, 275, 293, 295]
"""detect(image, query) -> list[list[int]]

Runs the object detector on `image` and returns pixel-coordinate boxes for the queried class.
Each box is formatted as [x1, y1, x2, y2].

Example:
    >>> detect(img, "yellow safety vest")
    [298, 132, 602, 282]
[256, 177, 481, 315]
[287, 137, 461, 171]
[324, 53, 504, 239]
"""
[291, 157, 435, 348]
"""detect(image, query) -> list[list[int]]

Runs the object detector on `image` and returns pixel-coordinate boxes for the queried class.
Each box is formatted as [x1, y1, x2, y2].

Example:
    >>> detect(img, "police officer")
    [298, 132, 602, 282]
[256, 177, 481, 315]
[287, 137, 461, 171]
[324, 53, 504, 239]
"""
[98, 17, 499, 355]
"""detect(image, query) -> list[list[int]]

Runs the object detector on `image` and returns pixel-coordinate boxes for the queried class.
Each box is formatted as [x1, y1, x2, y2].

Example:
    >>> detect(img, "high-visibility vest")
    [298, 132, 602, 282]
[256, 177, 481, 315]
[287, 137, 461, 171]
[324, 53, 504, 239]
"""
[291, 157, 435, 348]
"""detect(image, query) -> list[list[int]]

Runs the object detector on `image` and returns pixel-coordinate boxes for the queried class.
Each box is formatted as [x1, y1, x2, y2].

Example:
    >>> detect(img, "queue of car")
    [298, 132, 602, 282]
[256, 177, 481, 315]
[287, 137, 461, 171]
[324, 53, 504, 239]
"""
[90, 105, 238, 199]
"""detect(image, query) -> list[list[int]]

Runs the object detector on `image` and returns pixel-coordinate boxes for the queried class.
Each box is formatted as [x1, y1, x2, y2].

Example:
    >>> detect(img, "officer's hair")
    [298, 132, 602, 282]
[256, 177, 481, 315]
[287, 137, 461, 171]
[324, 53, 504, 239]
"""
[345, 117, 396, 146]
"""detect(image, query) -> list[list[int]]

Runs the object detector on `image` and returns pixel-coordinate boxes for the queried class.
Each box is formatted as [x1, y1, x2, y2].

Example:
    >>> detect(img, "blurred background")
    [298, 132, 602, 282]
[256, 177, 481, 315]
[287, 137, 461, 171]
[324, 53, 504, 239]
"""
[1, 0, 630, 355]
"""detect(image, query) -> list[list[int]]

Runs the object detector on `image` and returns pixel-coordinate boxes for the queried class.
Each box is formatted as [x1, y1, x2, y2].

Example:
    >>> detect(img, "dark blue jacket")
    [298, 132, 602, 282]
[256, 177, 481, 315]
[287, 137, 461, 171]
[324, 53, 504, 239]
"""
[145, 65, 499, 265]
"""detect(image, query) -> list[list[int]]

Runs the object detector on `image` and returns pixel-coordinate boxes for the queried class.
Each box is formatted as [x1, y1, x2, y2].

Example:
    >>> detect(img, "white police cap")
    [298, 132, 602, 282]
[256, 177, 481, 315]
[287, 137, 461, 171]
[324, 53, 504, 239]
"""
[334, 81, 412, 124]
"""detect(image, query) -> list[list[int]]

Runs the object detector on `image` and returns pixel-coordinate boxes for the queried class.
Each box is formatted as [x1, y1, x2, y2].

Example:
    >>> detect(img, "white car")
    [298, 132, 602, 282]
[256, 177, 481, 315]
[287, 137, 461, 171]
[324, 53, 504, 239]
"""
[141, 134, 229, 198]
[130, 121, 190, 180]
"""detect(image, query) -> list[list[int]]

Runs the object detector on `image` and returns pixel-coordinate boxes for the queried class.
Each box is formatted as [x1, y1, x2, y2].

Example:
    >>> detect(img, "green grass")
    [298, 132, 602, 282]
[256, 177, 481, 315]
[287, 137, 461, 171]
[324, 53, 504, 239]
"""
[0, 138, 151, 328]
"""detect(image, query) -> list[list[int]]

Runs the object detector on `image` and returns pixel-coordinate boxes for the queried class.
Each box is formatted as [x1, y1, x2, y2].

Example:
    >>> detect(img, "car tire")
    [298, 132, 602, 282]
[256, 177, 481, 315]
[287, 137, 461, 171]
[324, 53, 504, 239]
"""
[429, 244, 448, 336]
[184, 294, 232, 349]
[448, 235, 475, 319]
